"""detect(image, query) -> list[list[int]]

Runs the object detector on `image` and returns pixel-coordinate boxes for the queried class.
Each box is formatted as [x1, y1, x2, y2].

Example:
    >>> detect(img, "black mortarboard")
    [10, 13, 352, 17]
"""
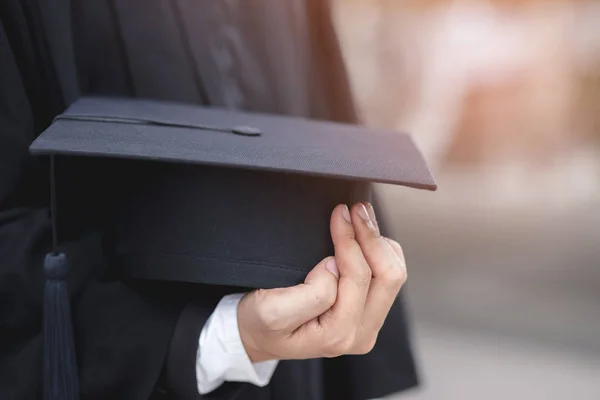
[31, 96, 435, 399]
[31, 96, 435, 289]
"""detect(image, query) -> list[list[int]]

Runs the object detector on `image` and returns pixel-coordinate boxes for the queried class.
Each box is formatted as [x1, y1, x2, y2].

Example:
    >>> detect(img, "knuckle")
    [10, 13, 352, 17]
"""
[343, 227, 357, 241]
[308, 287, 323, 307]
[389, 239, 403, 252]
[354, 335, 378, 355]
[335, 240, 359, 257]
[382, 265, 407, 289]
[256, 306, 280, 330]
[310, 286, 336, 309]
[323, 288, 337, 308]
[255, 292, 287, 331]
[387, 239, 406, 263]
[323, 333, 356, 357]
[337, 224, 357, 242]
[354, 265, 372, 285]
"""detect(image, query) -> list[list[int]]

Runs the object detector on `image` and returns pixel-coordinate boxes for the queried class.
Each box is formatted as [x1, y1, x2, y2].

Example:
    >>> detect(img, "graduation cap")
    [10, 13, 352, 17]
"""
[33, 96, 436, 288]
[30, 96, 435, 399]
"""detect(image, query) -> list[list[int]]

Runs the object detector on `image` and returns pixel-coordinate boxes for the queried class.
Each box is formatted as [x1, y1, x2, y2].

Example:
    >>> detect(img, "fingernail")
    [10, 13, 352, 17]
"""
[341, 205, 352, 224]
[326, 258, 339, 278]
[358, 204, 375, 229]
[364, 202, 377, 224]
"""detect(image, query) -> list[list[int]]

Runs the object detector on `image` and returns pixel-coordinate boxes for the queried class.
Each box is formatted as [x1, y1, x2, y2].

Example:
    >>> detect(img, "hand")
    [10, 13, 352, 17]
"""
[237, 202, 407, 362]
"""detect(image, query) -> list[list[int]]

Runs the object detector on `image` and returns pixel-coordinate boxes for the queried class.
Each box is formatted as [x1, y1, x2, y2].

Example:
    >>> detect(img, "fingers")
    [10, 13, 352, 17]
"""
[385, 237, 406, 265]
[323, 204, 371, 330]
[354, 203, 407, 336]
[352, 202, 400, 281]
[255, 256, 339, 332]
[237, 203, 408, 362]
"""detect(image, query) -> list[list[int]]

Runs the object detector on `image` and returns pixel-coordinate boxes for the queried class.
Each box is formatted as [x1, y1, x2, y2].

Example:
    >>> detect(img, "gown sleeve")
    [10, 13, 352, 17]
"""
[0, 10, 244, 399]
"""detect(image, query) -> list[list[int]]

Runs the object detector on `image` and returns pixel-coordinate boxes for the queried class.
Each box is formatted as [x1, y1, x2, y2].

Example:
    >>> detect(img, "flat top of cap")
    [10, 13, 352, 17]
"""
[30, 96, 436, 190]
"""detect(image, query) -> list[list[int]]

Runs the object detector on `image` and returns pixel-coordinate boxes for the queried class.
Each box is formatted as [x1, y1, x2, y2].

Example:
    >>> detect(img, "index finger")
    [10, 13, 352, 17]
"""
[320, 204, 371, 331]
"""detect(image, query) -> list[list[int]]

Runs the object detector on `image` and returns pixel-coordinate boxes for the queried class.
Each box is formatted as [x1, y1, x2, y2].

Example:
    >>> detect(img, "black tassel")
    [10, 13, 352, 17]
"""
[43, 252, 80, 400]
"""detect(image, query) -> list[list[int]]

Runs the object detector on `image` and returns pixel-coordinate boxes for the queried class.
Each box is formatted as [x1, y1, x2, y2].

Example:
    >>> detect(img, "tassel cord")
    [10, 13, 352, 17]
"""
[43, 155, 80, 400]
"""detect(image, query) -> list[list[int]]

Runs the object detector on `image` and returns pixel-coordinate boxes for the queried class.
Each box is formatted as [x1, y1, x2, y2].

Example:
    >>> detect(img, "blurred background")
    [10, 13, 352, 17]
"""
[330, 0, 600, 398]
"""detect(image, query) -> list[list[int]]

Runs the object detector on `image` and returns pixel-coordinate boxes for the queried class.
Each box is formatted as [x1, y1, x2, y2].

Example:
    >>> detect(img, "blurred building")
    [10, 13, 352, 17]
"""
[332, 0, 600, 398]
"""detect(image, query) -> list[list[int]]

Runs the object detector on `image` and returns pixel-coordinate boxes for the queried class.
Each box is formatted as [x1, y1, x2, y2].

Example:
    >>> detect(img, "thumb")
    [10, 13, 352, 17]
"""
[269, 257, 339, 331]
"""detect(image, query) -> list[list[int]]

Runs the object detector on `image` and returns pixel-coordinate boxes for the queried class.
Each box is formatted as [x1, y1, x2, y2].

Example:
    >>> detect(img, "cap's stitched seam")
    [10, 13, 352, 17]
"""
[117, 251, 309, 272]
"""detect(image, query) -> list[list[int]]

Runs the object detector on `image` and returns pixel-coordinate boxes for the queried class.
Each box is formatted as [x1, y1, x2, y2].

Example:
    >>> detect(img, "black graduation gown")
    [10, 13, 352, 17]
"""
[0, 1, 419, 399]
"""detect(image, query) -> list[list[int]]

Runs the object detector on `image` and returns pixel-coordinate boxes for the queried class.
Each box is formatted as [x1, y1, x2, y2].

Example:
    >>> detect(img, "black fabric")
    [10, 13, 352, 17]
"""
[109, 162, 369, 288]
[165, 298, 252, 400]
[166, 304, 217, 399]
[324, 299, 419, 400]
[0, 3, 186, 399]
[34, 151, 370, 289]
[1, 0, 421, 399]
[36, 0, 80, 106]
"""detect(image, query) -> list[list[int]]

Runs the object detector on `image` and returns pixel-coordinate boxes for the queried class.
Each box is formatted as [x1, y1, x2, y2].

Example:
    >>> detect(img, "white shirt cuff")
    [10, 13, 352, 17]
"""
[196, 293, 279, 395]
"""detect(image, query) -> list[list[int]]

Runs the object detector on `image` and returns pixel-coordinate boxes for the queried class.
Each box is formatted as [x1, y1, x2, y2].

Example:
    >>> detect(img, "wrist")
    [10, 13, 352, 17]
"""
[239, 332, 270, 363]
[237, 294, 274, 363]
